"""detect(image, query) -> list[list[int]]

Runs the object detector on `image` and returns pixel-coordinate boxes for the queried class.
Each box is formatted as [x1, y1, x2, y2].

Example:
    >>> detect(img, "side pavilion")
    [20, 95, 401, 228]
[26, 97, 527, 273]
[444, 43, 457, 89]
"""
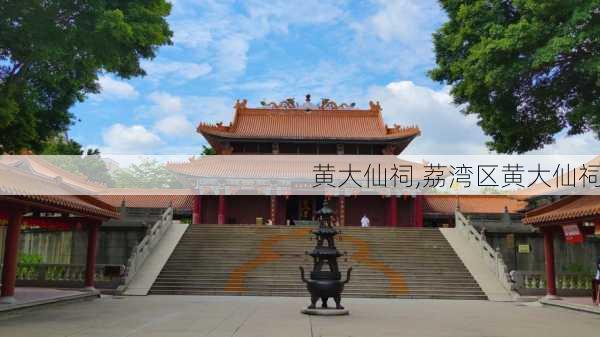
[0, 163, 118, 304]
[522, 195, 600, 298]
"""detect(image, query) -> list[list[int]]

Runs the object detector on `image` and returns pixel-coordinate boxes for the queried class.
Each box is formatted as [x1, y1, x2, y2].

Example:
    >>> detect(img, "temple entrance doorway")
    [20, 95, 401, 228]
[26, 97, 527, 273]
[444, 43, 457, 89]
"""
[285, 196, 325, 225]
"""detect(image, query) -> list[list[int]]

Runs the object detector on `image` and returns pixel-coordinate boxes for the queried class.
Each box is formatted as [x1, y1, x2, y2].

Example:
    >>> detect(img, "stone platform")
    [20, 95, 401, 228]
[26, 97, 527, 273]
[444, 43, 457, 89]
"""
[301, 307, 349, 315]
[2, 295, 599, 337]
[0, 287, 99, 313]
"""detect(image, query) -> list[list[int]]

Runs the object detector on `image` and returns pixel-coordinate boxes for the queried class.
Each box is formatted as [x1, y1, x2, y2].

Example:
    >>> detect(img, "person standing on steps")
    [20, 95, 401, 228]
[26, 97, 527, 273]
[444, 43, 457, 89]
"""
[360, 214, 370, 228]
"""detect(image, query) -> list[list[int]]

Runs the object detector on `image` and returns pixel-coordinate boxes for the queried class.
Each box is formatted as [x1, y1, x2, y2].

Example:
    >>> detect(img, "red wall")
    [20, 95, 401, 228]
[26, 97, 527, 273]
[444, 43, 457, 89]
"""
[345, 195, 386, 226]
[199, 195, 416, 226]
[226, 195, 270, 224]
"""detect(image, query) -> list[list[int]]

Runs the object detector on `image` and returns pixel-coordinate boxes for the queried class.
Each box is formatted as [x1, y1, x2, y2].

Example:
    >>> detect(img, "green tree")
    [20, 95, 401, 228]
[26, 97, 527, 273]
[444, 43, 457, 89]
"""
[42, 146, 115, 186]
[0, 0, 173, 153]
[430, 1, 600, 153]
[40, 137, 86, 155]
[201, 145, 216, 155]
[113, 159, 182, 188]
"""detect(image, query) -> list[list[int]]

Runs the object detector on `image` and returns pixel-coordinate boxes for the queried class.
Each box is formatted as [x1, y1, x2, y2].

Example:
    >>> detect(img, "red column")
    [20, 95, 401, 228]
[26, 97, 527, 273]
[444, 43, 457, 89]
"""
[192, 195, 202, 225]
[389, 196, 398, 227]
[543, 229, 557, 297]
[1, 209, 24, 303]
[413, 195, 424, 227]
[270, 195, 277, 225]
[217, 195, 226, 225]
[84, 222, 100, 289]
[338, 196, 345, 226]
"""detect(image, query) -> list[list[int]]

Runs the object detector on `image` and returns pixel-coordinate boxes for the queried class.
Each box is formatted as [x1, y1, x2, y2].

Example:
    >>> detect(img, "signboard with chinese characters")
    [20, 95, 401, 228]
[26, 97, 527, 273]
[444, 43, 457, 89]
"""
[517, 244, 530, 253]
[563, 224, 584, 244]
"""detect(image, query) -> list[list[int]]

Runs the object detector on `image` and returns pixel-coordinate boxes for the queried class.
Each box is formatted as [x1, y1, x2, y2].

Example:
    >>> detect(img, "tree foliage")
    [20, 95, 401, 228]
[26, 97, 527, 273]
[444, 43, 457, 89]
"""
[0, 0, 172, 153]
[430, 0, 600, 153]
[43, 146, 115, 186]
[201, 145, 216, 155]
[113, 159, 182, 188]
[40, 137, 87, 155]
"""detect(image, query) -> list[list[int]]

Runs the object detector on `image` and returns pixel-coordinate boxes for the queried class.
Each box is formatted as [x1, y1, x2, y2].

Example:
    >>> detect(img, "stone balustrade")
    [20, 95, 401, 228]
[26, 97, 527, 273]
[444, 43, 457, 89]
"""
[0, 263, 124, 288]
[513, 271, 593, 295]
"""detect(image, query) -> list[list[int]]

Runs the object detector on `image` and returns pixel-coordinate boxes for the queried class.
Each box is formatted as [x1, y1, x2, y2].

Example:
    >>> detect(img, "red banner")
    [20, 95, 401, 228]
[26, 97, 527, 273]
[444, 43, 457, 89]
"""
[563, 224, 583, 244]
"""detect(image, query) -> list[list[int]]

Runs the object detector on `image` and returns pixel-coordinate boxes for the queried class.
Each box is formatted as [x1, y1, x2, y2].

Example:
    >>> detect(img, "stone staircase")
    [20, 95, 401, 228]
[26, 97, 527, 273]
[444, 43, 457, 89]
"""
[149, 225, 487, 300]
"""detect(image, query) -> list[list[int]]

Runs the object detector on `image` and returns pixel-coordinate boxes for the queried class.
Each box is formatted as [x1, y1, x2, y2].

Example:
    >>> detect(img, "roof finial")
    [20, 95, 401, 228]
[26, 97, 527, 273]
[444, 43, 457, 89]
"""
[305, 94, 311, 103]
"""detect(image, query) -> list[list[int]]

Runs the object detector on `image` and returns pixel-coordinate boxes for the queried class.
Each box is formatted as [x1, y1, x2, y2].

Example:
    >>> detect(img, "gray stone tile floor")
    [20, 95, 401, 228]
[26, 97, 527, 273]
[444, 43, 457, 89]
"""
[0, 295, 598, 337]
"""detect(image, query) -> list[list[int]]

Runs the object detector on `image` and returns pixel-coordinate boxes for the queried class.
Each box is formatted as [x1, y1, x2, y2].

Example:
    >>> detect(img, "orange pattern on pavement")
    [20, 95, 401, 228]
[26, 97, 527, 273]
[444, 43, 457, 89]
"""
[344, 235, 408, 295]
[224, 228, 311, 292]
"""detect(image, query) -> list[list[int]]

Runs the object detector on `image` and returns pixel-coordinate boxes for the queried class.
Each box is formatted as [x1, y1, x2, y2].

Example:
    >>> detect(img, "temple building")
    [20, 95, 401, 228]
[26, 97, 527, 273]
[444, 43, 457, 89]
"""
[166, 96, 524, 227]
[197, 97, 420, 155]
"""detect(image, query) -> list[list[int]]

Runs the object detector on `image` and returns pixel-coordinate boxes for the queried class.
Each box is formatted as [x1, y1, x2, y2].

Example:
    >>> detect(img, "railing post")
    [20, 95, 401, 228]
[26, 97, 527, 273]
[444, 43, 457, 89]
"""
[1, 208, 25, 304]
[543, 229, 558, 298]
[84, 221, 101, 290]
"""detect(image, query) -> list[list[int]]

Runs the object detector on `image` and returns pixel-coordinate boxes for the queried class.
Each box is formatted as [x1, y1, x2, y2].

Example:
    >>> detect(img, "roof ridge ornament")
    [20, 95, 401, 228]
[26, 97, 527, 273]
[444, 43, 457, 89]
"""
[257, 97, 356, 110]
[319, 98, 356, 110]
[259, 98, 299, 109]
[234, 99, 248, 110]
[369, 101, 382, 113]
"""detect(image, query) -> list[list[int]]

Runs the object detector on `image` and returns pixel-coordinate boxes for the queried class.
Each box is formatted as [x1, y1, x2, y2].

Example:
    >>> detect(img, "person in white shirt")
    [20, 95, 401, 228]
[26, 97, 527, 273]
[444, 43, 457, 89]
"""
[595, 257, 600, 305]
[360, 214, 370, 228]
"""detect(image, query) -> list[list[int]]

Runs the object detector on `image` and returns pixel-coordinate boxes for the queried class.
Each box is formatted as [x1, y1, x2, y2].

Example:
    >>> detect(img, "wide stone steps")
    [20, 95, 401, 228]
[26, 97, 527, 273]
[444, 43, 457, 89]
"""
[150, 225, 486, 300]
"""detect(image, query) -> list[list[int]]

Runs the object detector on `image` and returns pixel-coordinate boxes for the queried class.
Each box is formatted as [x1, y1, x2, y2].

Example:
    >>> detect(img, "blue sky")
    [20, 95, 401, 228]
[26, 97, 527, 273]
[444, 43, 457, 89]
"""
[70, 0, 598, 155]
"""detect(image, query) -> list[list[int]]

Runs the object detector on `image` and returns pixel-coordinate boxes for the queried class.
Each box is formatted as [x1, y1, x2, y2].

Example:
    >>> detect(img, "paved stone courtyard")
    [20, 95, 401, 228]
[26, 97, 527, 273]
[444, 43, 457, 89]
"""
[0, 295, 598, 337]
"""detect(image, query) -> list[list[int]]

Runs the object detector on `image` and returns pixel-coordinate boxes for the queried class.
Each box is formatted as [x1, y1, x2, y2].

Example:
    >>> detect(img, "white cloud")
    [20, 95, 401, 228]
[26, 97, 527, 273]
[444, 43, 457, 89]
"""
[171, 21, 213, 49]
[370, 80, 600, 155]
[348, 0, 445, 76]
[360, 0, 442, 43]
[230, 62, 362, 105]
[96, 76, 139, 100]
[168, 0, 346, 80]
[154, 115, 196, 137]
[148, 91, 183, 114]
[369, 80, 490, 154]
[102, 124, 163, 154]
[529, 132, 600, 155]
[243, 0, 345, 33]
[216, 35, 250, 77]
[143, 60, 212, 81]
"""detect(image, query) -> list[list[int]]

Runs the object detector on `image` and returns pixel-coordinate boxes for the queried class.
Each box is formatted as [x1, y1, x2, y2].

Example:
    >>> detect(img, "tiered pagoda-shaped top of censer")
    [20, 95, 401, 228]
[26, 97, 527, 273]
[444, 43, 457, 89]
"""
[309, 200, 343, 280]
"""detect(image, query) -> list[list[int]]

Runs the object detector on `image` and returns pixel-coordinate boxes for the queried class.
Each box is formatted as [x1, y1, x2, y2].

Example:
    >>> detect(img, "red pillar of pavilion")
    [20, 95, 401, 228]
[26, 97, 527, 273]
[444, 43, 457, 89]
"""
[217, 195, 226, 225]
[84, 221, 100, 290]
[412, 195, 424, 227]
[192, 195, 202, 225]
[0, 208, 25, 304]
[338, 196, 345, 226]
[543, 229, 558, 297]
[388, 196, 398, 227]
[270, 195, 278, 225]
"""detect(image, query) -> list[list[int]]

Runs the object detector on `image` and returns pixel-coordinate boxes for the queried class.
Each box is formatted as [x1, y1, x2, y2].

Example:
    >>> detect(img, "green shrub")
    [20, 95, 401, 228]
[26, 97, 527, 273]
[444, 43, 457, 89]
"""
[19, 253, 43, 265]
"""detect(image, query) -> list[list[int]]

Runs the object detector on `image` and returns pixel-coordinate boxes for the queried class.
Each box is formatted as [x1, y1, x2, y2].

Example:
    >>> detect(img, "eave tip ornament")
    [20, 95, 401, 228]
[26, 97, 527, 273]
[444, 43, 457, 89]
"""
[369, 100, 381, 113]
[234, 99, 248, 110]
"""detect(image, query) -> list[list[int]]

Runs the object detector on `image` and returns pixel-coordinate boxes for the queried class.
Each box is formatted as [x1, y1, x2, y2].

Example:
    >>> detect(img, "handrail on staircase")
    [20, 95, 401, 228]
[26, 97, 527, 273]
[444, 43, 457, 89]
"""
[454, 210, 513, 292]
[119, 207, 174, 289]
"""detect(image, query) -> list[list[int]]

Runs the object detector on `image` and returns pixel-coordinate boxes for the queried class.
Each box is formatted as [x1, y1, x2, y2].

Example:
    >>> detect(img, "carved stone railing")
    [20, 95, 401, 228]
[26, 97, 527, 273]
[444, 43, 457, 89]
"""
[455, 210, 513, 292]
[119, 207, 173, 289]
[0, 263, 124, 288]
[511, 271, 594, 295]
